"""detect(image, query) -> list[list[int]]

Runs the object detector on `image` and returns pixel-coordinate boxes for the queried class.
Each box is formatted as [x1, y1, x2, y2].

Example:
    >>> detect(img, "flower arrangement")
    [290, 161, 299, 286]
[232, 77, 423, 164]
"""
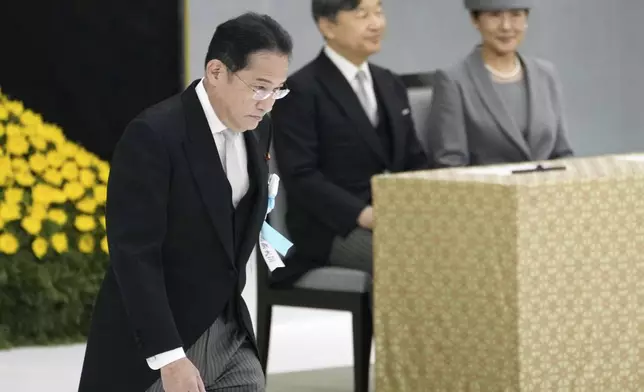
[0, 91, 110, 348]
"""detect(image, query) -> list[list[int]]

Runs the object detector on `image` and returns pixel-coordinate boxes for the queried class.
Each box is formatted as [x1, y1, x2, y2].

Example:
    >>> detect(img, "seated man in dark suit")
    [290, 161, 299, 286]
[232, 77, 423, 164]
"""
[270, 0, 429, 286]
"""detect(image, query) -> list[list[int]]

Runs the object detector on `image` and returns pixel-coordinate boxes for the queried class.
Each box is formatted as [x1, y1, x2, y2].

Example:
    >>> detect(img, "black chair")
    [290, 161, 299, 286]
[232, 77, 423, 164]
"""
[256, 151, 372, 392]
[400, 72, 435, 146]
[399, 72, 434, 89]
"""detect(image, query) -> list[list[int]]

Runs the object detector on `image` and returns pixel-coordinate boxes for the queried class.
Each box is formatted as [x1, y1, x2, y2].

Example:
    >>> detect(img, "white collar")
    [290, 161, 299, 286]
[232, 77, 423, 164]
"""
[323, 45, 372, 84]
[195, 78, 227, 134]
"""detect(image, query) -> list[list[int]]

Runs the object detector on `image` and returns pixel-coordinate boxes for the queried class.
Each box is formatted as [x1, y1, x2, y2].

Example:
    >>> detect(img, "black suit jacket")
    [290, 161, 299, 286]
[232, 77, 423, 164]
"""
[78, 80, 269, 392]
[270, 51, 428, 284]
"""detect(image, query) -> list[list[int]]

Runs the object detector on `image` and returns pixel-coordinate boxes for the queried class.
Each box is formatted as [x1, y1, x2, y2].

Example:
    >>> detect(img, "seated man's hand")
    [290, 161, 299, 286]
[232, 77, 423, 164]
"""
[357, 206, 374, 230]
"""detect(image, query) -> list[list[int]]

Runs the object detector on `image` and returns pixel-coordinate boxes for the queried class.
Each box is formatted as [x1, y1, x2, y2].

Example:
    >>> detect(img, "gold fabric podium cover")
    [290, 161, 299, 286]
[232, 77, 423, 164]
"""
[372, 156, 644, 392]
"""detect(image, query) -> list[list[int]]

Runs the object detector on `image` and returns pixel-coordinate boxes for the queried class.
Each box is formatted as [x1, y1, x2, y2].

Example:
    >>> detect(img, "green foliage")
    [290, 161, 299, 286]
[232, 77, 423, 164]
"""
[0, 250, 108, 348]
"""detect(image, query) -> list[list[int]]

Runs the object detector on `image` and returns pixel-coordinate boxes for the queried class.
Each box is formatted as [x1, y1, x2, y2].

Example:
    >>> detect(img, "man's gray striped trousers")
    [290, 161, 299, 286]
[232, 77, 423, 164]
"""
[146, 307, 264, 392]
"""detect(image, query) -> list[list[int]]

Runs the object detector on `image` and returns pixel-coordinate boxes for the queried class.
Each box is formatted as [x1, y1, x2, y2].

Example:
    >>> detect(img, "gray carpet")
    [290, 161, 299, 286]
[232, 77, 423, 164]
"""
[267, 366, 374, 392]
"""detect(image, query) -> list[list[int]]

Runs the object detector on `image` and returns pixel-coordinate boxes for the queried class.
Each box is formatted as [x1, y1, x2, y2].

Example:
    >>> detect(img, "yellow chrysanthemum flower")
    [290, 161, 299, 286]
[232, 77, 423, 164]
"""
[76, 197, 97, 214]
[76, 151, 92, 168]
[75, 215, 96, 232]
[61, 142, 79, 158]
[100, 236, 109, 254]
[79, 169, 96, 188]
[93, 184, 107, 204]
[0, 157, 11, 186]
[22, 126, 39, 137]
[0, 105, 8, 120]
[0, 217, 4, 230]
[28, 152, 48, 173]
[0, 203, 21, 221]
[30, 203, 48, 220]
[14, 171, 36, 187]
[21, 215, 42, 235]
[0, 123, 5, 136]
[99, 215, 106, 229]
[32, 183, 55, 205]
[43, 168, 63, 186]
[29, 135, 48, 151]
[46, 150, 65, 168]
[32, 237, 48, 259]
[4, 187, 24, 204]
[0, 232, 19, 254]
[47, 208, 67, 225]
[20, 110, 42, 127]
[49, 127, 65, 148]
[78, 234, 95, 254]
[6, 135, 30, 156]
[61, 161, 79, 181]
[5, 100, 24, 115]
[40, 124, 66, 145]
[50, 188, 67, 204]
[97, 162, 110, 183]
[51, 233, 68, 253]
[12, 157, 29, 173]
[63, 181, 85, 201]
[6, 123, 23, 137]
[0, 173, 9, 187]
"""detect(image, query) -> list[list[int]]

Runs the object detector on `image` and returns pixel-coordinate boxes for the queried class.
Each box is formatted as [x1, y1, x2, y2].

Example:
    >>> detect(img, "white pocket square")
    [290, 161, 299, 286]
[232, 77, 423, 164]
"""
[401, 108, 410, 115]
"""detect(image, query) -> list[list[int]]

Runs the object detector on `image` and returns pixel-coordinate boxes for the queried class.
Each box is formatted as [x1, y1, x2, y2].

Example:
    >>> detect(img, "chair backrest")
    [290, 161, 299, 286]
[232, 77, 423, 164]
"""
[399, 72, 435, 150]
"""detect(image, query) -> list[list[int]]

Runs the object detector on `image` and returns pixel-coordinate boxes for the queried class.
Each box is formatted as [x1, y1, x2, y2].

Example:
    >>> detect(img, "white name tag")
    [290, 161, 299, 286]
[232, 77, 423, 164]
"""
[259, 233, 285, 271]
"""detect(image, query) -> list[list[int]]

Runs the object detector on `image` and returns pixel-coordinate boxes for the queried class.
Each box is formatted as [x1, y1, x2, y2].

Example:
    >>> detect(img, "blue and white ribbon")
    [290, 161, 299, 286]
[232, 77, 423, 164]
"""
[259, 174, 292, 270]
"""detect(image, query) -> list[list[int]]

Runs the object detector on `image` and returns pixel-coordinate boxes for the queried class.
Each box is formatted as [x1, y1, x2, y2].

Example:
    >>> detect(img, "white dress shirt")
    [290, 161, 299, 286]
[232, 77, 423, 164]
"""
[146, 78, 250, 370]
[195, 79, 249, 208]
[323, 45, 378, 124]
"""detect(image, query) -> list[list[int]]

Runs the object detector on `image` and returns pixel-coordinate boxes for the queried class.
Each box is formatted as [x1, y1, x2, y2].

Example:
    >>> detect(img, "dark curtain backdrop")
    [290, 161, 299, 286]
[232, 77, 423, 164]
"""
[0, 0, 183, 161]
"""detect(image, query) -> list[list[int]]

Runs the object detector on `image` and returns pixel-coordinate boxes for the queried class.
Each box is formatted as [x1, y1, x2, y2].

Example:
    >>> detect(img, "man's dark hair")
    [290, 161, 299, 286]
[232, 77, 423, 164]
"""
[204, 12, 293, 72]
[312, 0, 361, 22]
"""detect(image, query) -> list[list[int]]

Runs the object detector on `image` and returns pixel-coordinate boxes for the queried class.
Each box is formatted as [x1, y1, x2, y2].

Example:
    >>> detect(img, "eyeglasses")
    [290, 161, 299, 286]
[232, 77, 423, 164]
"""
[232, 72, 290, 101]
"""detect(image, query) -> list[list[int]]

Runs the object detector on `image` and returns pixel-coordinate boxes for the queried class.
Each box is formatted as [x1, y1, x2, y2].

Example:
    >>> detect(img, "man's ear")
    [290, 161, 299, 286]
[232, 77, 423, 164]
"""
[205, 59, 226, 83]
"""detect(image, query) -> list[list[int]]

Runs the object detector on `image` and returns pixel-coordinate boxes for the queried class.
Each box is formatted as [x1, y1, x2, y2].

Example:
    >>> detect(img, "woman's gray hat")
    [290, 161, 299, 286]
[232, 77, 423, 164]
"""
[464, 0, 532, 11]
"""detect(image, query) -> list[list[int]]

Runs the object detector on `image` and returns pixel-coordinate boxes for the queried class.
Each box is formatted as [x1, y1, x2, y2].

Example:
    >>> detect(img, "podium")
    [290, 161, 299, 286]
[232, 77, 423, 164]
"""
[371, 156, 644, 391]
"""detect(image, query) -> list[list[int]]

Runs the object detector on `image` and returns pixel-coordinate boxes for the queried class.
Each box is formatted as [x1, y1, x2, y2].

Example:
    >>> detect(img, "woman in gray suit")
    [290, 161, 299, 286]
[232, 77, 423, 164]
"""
[424, 0, 574, 167]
